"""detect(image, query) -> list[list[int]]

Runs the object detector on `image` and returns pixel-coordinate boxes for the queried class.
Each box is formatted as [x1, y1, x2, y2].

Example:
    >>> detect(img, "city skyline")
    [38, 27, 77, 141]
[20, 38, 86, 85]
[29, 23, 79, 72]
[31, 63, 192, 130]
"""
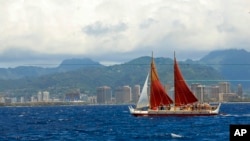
[0, 81, 246, 106]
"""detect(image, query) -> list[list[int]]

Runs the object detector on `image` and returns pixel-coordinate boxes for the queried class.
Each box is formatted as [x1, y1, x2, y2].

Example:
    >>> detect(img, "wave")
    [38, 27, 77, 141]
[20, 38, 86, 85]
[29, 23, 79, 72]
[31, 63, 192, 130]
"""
[221, 114, 250, 117]
[18, 114, 24, 117]
[171, 133, 183, 138]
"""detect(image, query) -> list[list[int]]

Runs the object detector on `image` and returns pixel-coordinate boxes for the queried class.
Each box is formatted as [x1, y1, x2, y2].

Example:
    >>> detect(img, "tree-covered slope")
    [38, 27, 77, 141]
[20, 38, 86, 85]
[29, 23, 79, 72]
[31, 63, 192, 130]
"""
[0, 56, 223, 97]
[200, 49, 250, 87]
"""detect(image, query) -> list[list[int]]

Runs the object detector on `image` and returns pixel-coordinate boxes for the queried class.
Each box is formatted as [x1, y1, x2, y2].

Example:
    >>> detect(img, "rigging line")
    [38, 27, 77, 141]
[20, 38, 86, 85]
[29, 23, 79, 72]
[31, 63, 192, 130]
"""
[17, 63, 250, 66]
[185, 80, 250, 82]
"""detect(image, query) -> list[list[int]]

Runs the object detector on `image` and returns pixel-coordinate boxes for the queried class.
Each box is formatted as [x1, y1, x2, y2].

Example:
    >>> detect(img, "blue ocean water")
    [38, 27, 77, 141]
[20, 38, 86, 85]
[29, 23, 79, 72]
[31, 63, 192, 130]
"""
[0, 103, 249, 141]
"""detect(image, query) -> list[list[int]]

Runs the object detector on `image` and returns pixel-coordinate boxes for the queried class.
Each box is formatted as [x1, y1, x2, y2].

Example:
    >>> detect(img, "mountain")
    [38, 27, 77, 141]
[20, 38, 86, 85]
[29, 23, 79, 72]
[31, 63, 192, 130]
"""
[57, 58, 103, 72]
[0, 66, 53, 79]
[2, 49, 250, 98]
[0, 56, 223, 98]
[200, 49, 250, 87]
[0, 58, 103, 80]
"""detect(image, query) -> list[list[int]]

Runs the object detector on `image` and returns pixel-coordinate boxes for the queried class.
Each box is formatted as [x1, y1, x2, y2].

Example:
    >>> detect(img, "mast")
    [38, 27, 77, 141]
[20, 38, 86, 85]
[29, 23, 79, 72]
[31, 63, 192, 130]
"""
[173, 52, 176, 107]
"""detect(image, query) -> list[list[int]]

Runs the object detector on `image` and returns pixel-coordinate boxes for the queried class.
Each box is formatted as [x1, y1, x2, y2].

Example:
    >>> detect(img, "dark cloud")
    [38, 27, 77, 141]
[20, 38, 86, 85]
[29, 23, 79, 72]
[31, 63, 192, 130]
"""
[82, 21, 128, 36]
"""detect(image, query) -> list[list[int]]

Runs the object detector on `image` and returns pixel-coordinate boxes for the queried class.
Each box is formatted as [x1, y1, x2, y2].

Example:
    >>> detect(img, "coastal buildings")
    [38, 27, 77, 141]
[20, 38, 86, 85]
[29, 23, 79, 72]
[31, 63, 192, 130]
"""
[95, 85, 141, 104]
[37, 91, 50, 102]
[190, 82, 241, 102]
[65, 92, 80, 102]
[0, 81, 247, 106]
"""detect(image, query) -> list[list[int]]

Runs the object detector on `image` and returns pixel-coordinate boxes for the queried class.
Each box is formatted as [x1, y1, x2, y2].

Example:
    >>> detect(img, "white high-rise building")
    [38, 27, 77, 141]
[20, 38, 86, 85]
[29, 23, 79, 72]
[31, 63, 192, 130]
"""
[31, 96, 36, 102]
[43, 91, 50, 102]
[20, 97, 24, 103]
[37, 91, 42, 102]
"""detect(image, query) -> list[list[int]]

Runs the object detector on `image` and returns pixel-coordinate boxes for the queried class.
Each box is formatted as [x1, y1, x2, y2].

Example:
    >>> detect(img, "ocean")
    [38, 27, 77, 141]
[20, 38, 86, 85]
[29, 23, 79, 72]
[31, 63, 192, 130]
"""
[0, 103, 249, 141]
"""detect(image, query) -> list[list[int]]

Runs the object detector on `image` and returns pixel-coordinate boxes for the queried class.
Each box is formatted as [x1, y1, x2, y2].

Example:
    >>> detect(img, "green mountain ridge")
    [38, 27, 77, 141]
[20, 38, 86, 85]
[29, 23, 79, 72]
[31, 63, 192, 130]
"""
[200, 49, 250, 88]
[1, 49, 250, 98]
[0, 56, 223, 98]
[0, 58, 103, 80]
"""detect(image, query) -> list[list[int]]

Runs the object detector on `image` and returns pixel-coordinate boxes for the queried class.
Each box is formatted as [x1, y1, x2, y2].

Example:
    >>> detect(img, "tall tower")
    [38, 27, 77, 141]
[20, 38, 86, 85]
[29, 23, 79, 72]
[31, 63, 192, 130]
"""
[132, 85, 140, 103]
[43, 91, 50, 102]
[237, 84, 243, 98]
[123, 85, 132, 103]
[114, 85, 132, 104]
[196, 85, 205, 103]
[209, 86, 220, 102]
[37, 91, 42, 102]
[96, 86, 112, 104]
[219, 82, 230, 93]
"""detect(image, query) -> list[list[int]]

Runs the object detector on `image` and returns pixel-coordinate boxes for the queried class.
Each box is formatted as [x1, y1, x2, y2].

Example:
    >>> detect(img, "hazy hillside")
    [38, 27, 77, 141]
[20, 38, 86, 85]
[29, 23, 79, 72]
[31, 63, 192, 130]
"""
[0, 58, 103, 80]
[1, 49, 250, 98]
[57, 58, 103, 72]
[0, 56, 223, 97]
[200, 49, 250, 87]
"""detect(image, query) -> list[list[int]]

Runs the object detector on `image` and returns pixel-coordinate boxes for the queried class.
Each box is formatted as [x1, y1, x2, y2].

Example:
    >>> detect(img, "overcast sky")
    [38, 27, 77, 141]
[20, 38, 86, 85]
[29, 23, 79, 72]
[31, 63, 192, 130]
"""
[0, 0, 250, 68]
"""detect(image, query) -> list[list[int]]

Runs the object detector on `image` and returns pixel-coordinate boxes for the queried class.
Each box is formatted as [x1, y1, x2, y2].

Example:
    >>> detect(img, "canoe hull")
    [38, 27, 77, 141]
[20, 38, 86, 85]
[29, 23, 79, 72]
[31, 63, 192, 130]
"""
[128, 103, 221, 117]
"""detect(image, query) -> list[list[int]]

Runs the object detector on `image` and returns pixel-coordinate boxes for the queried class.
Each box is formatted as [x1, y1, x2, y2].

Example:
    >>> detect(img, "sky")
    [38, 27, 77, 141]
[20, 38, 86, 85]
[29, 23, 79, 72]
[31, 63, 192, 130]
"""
[0, 0, 250, 68]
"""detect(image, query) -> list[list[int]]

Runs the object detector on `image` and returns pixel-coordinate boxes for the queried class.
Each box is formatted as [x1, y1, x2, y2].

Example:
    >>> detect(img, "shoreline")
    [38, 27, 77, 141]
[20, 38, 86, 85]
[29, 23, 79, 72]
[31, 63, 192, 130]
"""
[0, 101, 89, 107]
[1, 101, 250, 107]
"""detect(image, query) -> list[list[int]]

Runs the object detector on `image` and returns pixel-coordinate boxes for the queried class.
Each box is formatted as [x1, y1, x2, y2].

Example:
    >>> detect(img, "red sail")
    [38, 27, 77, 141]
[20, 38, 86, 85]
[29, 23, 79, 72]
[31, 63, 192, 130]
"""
[174, 57, 198, 106]
[150, 57, 173, 110]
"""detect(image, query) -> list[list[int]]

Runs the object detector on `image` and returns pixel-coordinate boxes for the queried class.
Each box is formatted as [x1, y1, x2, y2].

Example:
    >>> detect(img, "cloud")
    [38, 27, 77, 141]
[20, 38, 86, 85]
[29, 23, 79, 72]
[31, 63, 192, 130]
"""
[0, 0, 250, 67]
[82, 21, 128, 36]
[139, 18, 157, 29]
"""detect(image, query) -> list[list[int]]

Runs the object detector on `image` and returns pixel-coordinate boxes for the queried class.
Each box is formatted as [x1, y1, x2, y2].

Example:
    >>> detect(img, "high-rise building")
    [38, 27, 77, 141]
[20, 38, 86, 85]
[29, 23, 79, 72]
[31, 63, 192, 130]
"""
[37, 91, 42, 102]
[30, 96, 36, 102]
[11, 97, 17, 103]
[20, 97, 24, 103]
[237, 84, 243, 98]
[0, 96, 4, 103]
[191, 83, 200, 94]
[132, 85, 140, 103]
[219, 82, 230, 93]
[114, 87, 123, 103]
[191, 83, 201, 101]
[96, 86, 112, 104]
[114, 85, 131, 104]
[43, 91, 50, 102]
[195, 85, 205, 103]
[208, 86, 220, 102]
[88, 96, 97, 104]
[65, 92, 80, 101]
[123, 85, 132, 103]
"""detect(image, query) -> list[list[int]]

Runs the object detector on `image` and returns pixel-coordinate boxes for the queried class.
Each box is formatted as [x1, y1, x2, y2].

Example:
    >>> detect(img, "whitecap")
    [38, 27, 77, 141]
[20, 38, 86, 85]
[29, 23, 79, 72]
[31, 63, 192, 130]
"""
[242, 114, 250, 117]
[171, 133, 183, 138]
[18, 115, 24, 117]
